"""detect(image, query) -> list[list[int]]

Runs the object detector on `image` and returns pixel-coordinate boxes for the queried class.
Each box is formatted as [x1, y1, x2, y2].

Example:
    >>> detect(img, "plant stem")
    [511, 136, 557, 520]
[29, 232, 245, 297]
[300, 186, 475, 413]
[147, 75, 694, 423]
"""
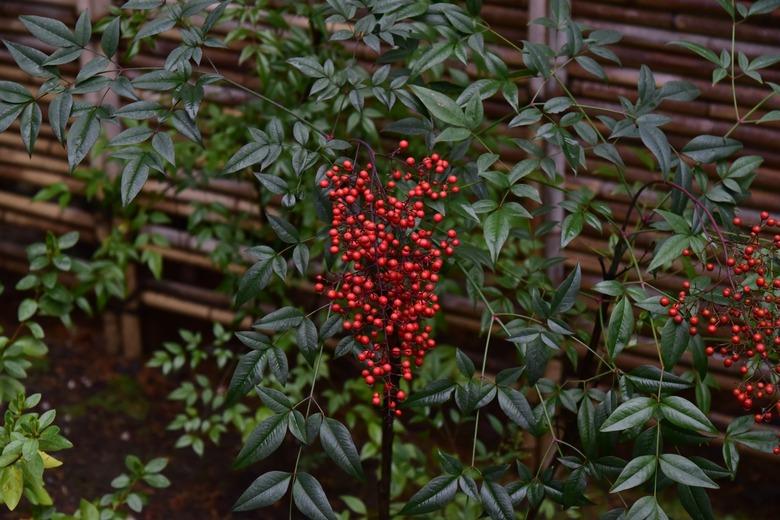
[378, 332, 400, 520]
[379, 399, 393, 520]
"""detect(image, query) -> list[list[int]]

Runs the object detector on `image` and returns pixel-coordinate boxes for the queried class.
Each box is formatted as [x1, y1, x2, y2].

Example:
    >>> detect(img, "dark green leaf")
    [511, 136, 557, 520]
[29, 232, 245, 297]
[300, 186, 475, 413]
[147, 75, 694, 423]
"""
[67, 108, 100, 170]
[292, 473, 336, 520]
[226, 350, 264, 405]
[101, 17, 121, 58]
[497, 386, 535, 430]
[549, 264, 581, 314]
[235, 413, 288, 467]
[48, 92, 72, 144]
[626, 366, 691, 393]
[223, 142, 269, 174]
[678, 484, 714, 520]
[20, 102, 42, 155]
[404, 379, 456, 407]
[233, 471, 291, 512]
[399, 475, 458, 515]
[319, 418, 364, 479]
[480, 480, 514, 520]
[600, 397, 655, 432]
[120, 154, 150, 206]
[659, 396, 717, 433]
[254, 307, 304, 332]
[409, 85, 467, 127]
[20, 15, 76, 47]
[658, 454, 718, 489]
[152, 132, 175, 166]
[606, 297, 634, 359]
[611, 455, 655, 493]
[682, 135, 742, 163]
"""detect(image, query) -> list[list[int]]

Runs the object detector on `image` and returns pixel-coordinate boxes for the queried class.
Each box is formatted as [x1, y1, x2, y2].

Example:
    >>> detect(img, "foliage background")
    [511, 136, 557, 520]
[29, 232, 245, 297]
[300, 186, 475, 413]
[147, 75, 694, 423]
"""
[0, 0, 779, 518]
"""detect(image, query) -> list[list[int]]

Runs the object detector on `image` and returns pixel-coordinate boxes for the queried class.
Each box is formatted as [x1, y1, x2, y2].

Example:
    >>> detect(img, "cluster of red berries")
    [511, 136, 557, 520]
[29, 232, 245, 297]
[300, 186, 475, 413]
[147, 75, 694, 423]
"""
[314, 140, 459, 416]
[659, 211, 780, 450]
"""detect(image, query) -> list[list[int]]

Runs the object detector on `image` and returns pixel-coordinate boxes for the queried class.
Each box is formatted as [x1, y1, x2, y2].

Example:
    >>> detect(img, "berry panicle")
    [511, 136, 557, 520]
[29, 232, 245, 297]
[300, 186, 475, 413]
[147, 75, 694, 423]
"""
[314, 141, 460, 416]
[661, 210, 780, 451]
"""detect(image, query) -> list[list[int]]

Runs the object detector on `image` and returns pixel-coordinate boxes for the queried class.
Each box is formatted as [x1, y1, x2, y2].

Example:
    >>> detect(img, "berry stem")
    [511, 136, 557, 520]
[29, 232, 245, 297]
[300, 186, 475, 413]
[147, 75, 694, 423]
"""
[378, 333, 400, 520]
[378, 396, 394, 520]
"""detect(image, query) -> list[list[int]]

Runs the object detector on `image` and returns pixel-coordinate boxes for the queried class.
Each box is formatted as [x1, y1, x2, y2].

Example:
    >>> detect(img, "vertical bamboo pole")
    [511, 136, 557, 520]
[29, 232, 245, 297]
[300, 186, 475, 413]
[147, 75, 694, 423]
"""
[529, 0, 565, 285]
[77, 0, 143, 358]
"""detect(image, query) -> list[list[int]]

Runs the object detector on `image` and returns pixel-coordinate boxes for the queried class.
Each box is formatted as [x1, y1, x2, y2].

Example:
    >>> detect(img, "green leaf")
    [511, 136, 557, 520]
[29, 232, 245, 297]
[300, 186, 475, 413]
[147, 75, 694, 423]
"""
[255, 307, 304, 332]
[0, 465, 23, 510]
[319, 418, 364, 479]
[435, 126, 471, 143]
[626, 496, 668, 520]
[4, 41, 49, 77]
[67, 108, 100, 170]
[0, 103, 24, 133]
[543, 96, 572, 114]
[549, 264, 580, 314]
[480, 480, 514, 520]
[731, 428, 778, 452]
[292, 473, 336, 520]
[292, 244, 309, 275]
[20, 15, 77, 47]
[110, 126, 154, 146]
[233, 471, 291, 512]
[120, 155, 150, 206]
[455, 349, 475, 378]
[669, 41, 720, 65]
[610, 455, 655, 493]
[48, 92, 72, 145]
[404, 379, 456, 407]
[409, 85, 467, 127]
[226, 350, 264, 405]
[412, 41, 453, 75]
[101, 17, 121, 58]
[508, 107, 542, 127]
[18, 299, 38, 321]
[256, 387, 292, 413]
[265, 347, 288, 385]
[115, 101, 162, 120]
[236, 258, 273, 306]
[578, 397, 597, 458]
[659, 396, 717, 433]
[658, 454, 718, 489]
[0, 81, 33, 104]
[400, 475, 458, 515]
[296, 317, 318, 362]
[235, 413, 288, 467]
[132, 70, 180, 91]
[606, 297, 634, 359]
[638, 124, 671, 175]
[20, 102, 42, 155]
[600, 397, 655, 432]
[648, 234, 689, 272]
[222, 142, 269, 173]
[678, 484, 714, 520]
[682, 135, 742, 163]
[484, 208, 512, 264]
[749, 0, 780, 15]
[576, 55, 606, 80]
[660, 318, 689, 368]
[758, 110, 780, 123]
[152, 132, 175, 165]
[497, 386, 535, 430]
[561, 212, 583, 247]
[267, 214, 299, 244]
[626, 366, 691, 393]
[134, 15, 176, 42]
